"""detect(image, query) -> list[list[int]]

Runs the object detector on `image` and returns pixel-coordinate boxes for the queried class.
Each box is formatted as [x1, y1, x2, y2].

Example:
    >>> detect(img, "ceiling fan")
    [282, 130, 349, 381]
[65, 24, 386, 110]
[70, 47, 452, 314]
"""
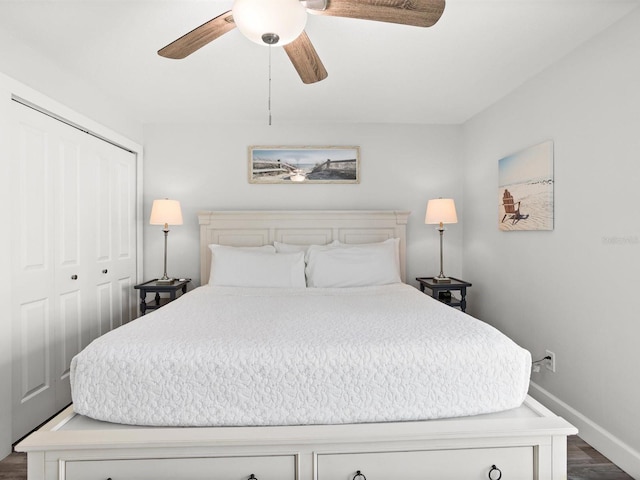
[158, 0, 446, 84]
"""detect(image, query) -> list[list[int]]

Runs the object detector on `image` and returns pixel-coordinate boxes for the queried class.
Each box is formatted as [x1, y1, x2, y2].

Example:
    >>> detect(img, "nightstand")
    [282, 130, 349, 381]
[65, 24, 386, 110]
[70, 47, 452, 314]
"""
[415, 277, 472, 312]
[134, 278, 191, 315]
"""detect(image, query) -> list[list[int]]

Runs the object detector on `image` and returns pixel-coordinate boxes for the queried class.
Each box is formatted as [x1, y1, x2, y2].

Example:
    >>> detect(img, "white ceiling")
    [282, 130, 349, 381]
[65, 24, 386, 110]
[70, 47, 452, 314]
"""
[0, 0, 637, 125]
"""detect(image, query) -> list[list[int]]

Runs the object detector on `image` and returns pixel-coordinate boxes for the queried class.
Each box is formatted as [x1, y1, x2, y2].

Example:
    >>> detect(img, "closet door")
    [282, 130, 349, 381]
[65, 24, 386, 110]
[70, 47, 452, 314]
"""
[83, 137, 137, 346]
[11, 106, 57, 439]
[11, 101, 138, 440]
[51, 124, 88, 413]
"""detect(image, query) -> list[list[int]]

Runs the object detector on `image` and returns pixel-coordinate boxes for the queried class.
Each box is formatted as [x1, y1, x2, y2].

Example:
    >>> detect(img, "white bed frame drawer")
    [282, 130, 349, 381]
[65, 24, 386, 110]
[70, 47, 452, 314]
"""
[64, 455, 296, 480]
[317, 446, 534, 480]
[18, 396, 576, 480]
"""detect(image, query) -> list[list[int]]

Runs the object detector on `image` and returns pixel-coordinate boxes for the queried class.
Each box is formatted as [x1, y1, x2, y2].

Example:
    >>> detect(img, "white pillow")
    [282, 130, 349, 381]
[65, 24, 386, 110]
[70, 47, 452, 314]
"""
[332, 238, 401, 276]
[274, 240, 337, 254]
[334, 237, 400, 256]
[305, 239, 401, 288]
[209, 244, 275, 253]
[209, 246, 305, 288]
[208, 244, 275, 283]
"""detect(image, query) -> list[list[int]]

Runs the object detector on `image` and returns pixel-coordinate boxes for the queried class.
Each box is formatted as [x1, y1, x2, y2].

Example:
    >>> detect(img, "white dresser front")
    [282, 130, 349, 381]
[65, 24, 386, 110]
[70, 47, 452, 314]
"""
[316, 446, 534, 480]
[64, 454, 296, 480]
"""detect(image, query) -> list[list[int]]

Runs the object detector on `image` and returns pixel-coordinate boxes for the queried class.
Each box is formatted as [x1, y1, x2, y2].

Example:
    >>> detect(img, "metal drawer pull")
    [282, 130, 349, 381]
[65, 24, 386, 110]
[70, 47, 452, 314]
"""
[102, 269, 108, 274]
[488, 464, 502, 480]
[248, 475, 258, 480]
[71, 275, 78, 280]
[353, 470, 367, 480]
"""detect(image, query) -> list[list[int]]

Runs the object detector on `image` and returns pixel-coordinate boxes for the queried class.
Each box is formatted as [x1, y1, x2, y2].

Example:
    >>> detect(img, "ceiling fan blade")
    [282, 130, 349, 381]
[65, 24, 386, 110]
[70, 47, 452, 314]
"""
[309, 0, 445, 27]
[283, 31, 328, 84]
[158, 11, 236, 59]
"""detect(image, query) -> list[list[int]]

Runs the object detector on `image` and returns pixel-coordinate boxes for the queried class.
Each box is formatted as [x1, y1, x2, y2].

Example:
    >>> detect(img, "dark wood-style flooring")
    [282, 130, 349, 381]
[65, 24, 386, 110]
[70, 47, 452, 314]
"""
[567, 436, 634, 480]
[0, 435, 634, 479]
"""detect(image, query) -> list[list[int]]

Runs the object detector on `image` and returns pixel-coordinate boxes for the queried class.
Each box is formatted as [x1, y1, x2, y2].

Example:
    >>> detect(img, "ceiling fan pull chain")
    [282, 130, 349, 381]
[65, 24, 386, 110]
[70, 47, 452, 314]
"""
[268, 45, 272, 126]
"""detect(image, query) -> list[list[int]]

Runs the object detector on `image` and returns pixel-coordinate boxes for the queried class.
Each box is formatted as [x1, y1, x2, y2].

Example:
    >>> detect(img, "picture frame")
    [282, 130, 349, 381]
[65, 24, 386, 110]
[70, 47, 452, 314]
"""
[248, 146, 360, 184]
[498, 140, 554, 231]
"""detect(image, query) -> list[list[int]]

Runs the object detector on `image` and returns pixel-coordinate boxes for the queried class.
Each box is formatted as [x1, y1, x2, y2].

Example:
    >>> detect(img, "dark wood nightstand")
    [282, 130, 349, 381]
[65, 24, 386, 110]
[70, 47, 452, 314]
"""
[415, 277, 472, 312]
[134, 278, 191, 315]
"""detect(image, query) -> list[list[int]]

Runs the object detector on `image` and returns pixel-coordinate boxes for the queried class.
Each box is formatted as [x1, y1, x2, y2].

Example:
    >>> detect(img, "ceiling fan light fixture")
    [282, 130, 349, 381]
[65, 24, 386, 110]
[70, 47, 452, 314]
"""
[232, 0, 307, 46]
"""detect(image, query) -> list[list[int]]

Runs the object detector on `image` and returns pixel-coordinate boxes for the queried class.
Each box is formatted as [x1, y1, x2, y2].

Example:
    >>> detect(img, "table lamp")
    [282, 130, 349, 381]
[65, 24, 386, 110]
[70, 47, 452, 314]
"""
[150, 198, 183, 285]
[425, 198, 457, 284]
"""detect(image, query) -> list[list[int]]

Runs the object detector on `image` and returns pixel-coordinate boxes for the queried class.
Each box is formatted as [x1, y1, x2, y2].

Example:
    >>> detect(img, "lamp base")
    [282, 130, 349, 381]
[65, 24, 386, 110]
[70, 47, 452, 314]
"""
[433, 276, 452, 284]
[156, 278, 175, 285]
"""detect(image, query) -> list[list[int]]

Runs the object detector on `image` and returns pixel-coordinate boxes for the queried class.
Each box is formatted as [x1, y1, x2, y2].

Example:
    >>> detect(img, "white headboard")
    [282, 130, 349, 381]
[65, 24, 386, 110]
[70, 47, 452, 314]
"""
[198, 210, 410, 285]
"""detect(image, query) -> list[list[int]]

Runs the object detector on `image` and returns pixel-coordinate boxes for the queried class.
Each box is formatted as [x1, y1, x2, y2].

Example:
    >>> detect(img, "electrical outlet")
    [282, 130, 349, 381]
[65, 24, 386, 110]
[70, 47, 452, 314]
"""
[545, 350, 556, 373]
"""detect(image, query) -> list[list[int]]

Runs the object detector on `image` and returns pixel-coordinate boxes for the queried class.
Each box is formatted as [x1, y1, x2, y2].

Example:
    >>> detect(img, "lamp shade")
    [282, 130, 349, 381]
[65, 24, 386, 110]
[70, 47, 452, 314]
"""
[150, 199, 183, 226]
[232, 0, 307, 46]
[425, 198, 458, 225]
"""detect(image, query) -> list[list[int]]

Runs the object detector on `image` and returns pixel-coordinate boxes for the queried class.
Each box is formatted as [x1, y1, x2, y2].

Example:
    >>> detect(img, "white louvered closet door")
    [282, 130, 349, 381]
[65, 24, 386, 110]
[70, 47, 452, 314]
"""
[10, 101, 137, 441]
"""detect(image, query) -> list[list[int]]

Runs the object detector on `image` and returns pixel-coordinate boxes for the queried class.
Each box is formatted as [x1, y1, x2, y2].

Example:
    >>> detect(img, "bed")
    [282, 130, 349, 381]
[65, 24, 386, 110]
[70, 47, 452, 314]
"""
[17, 210, 577, 480]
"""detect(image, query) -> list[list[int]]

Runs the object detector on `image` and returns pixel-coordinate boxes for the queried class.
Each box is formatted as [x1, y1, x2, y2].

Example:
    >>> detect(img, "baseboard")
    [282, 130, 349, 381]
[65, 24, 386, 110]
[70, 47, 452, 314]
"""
[529, 381, 640, 479]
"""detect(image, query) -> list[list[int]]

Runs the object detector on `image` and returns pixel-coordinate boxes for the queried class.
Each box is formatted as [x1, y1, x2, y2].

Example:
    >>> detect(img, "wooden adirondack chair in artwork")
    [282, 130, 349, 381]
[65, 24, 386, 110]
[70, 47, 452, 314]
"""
[501, 189, 523, 224]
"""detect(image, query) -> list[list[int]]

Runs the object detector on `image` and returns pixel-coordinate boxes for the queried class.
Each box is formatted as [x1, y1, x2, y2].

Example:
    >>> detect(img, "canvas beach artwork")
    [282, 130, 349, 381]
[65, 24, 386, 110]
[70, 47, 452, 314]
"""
[498, 141, 554, 231]
[249, 146, 360, 184]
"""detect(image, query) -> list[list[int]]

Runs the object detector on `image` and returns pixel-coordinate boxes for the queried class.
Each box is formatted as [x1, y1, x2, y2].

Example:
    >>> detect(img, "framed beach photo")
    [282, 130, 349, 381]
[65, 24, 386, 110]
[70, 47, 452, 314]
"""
[498, 140, 554, 231]
[248, 146, 360, 184]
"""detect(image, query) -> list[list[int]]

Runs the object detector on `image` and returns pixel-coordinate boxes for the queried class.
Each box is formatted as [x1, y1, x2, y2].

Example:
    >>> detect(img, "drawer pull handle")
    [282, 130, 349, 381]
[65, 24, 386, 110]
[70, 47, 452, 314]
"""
[71, 275, 78, 280]
[102, 269, 108, 274]
[248, 475, 258, 480]
[488, 464, 502, 480]
[353, 471, 367, 480]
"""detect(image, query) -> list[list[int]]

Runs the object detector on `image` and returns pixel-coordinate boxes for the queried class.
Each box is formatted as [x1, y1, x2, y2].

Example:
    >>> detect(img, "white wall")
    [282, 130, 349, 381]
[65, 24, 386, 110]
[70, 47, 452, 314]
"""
[0, 78, 14, 460]
[0, 28, 143, 143]
[462, 9, 640, 477]
[143, 122, 464, 287]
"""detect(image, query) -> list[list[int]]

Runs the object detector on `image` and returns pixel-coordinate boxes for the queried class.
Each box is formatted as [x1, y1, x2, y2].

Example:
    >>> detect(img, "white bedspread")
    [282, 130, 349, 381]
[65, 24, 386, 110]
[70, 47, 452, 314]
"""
[70, 284, 531, 426]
